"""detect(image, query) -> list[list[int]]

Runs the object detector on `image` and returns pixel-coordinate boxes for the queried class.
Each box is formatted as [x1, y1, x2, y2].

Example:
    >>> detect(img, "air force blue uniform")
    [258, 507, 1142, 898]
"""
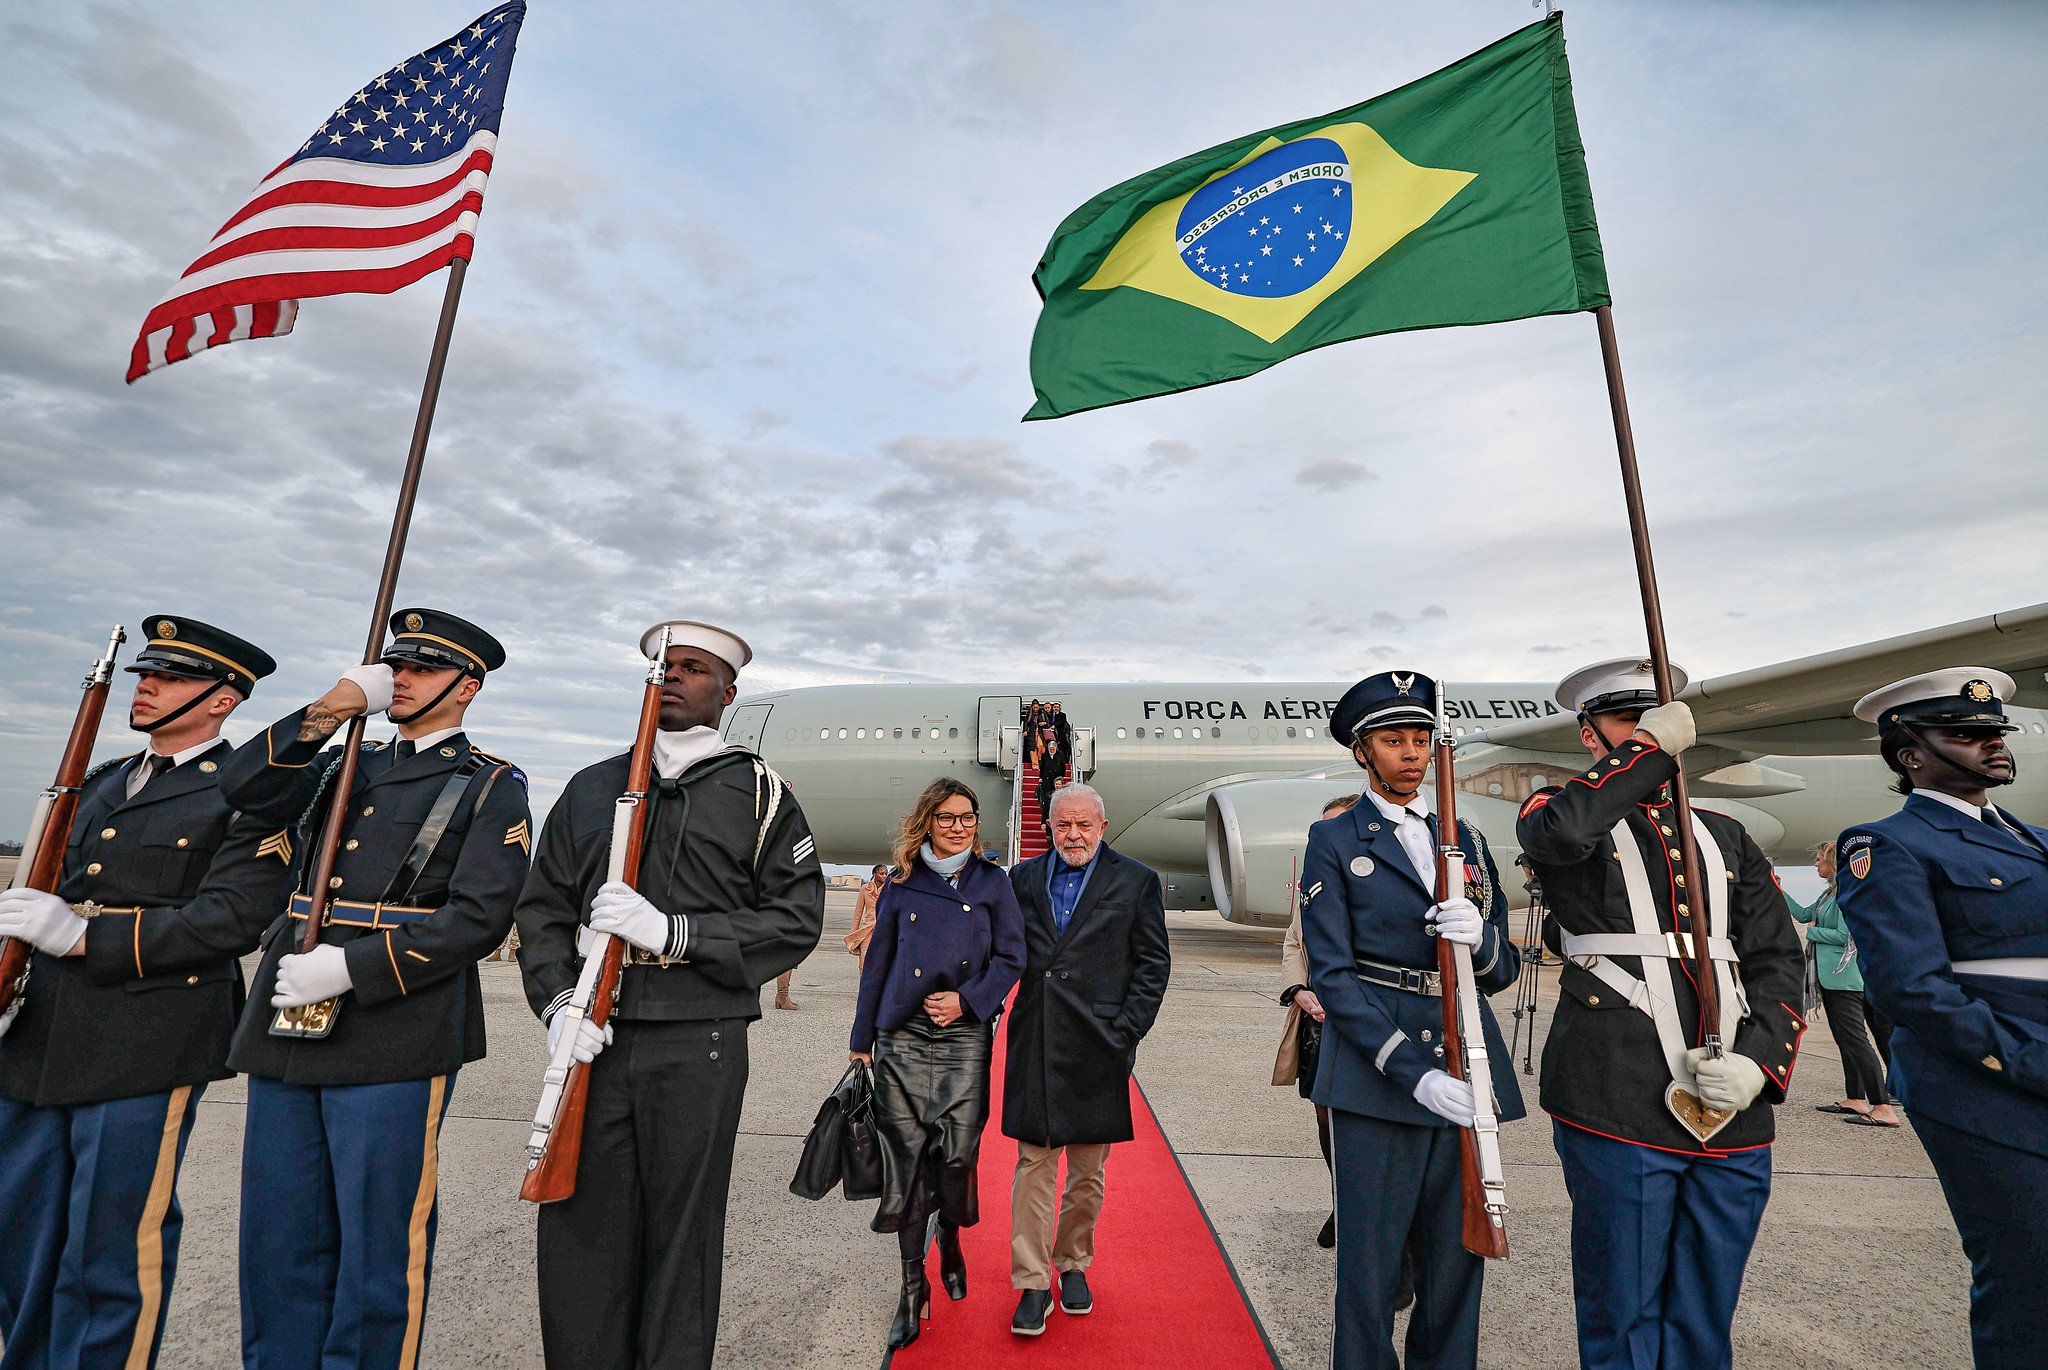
[1301, 801, 1523, 1370]
[1837, 795, 2048, 1368]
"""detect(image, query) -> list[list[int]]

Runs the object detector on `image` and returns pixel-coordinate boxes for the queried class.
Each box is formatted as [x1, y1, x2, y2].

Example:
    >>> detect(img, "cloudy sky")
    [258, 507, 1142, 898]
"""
[2, 1, 2044, 831]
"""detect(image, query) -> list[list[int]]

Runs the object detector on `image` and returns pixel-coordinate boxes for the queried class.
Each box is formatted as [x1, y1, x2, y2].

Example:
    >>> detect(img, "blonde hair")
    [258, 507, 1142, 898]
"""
[1813, 838, 1838, 893]
[891, 777, 979, 883]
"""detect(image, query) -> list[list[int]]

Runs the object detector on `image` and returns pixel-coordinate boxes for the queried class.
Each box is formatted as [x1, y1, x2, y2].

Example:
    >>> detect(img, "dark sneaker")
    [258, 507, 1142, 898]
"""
[1012, 1289, 1052, 1336]
[1058, 1270, 1093, 1316]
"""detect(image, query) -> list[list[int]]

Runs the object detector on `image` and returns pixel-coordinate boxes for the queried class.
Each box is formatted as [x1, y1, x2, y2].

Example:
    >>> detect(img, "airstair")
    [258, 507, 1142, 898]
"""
[994, 710, 1093, 866]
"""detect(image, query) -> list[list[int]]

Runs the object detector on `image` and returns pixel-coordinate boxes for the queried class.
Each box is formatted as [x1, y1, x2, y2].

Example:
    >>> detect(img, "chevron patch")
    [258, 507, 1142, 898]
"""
[256, 831, 294, 865]
[505, 820, 531, 855]
[792, 835, 816, 864]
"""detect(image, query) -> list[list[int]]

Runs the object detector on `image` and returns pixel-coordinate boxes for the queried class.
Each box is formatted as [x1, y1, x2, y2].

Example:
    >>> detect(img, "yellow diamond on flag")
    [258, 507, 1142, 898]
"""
[1081, 123, 1475, 345]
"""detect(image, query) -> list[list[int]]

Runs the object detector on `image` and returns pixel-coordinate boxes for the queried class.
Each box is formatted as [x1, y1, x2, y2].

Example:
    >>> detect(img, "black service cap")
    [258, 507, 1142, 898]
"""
[382, 608, 505, 676]
[125, 615, 275, 695]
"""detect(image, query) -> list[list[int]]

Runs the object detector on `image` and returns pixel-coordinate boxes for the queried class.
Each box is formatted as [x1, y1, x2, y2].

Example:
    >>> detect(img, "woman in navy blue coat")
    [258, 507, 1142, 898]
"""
[850, 777, 1026, 1349]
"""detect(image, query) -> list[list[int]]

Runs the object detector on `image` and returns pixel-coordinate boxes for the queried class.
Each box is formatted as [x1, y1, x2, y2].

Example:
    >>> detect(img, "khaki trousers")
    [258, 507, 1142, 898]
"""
[1011, 1140, 1112, 1290]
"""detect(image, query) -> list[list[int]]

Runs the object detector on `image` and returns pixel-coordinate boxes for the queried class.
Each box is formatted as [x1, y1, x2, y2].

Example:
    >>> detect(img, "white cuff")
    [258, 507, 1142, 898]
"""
[543, 988, 574, 1023]
[665, 914, 689, 961]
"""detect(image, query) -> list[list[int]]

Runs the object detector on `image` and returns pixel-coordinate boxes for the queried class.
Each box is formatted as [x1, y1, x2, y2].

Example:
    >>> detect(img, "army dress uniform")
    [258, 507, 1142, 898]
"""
[216, 610, 530, 1370]
[1516, 659, 1804, 1370]
[0, 617, 288, 1370]
[1300, 672, 1524, 1370]
[1835, 670, 2048, 1369]
[513, 621, 824, 1370]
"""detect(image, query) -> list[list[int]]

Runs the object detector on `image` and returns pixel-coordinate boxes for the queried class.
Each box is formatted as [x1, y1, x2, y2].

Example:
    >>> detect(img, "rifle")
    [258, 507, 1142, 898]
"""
[0, 625, 128, 1017]
[521, 626, 671, 1203]
[1431, 679, 1510, 1258]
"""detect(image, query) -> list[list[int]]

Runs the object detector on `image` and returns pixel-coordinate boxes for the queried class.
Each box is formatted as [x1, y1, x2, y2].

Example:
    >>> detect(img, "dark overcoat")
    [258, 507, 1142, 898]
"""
[1002, 844, 1171, 1147]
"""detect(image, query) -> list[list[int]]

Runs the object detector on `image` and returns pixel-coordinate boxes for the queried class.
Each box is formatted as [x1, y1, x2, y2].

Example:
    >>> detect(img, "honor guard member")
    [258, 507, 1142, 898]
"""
[1300, 670, 1523, 1370]
[1835, 670, 2048, 1369]
[216, 608, 530, 1370]
[1517, 659, 1805, 1370]
[513, 620, 825, 1370]
[0, 616, 288, 1370]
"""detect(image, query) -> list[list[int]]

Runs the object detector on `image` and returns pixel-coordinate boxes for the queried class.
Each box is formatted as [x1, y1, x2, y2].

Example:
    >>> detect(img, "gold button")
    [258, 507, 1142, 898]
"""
[1726, 871, 1736, 881]
[1676, 875, 1687, 888]
[199, 760, 218, 773]
[362, 806, 375, 816]
[1608, 758, 1622, 766]
[101, 827, 117, 840]
[1991, 877, 2004, 887]
[1661, 826, 1673, 836]
[186, 976, 200, 986]
[86, 862, 103, 874]
[1588, 995, 1601, 1006]
[1668, 849, 1682, 860]
[329, 876, 345, 889]
[346, 839, 360, 852]
[176, 838, 189, 848]
[1678, 904, 1690, 916]
[1983, 1056, 2004, 1072]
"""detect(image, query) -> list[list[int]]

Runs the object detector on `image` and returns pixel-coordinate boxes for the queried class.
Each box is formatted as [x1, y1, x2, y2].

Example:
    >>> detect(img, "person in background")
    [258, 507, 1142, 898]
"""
[845, 863, 889, 968]
[1274, 793, 1360, 1250]
[1786, 840, 1899, 1126]
[849, 779, 1026, 1350]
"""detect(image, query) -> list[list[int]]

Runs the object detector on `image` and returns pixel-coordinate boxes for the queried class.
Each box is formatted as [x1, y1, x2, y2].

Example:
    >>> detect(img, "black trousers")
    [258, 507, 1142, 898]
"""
[1818, 988, 1888, 1103]
[537, 1019, 749, 1370]
[1912, 1113, 2048, 1369]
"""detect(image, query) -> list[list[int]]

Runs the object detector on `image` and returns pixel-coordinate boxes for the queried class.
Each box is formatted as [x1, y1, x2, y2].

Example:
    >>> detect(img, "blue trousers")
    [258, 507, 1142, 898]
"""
[1911, 1113, 2048, 1369]
[1553, 1122, 1771, 1370]
[0, 1085, 203, 1370]
[238, 1074, 452, 1370]
[1330, 1108, 1483, 1370]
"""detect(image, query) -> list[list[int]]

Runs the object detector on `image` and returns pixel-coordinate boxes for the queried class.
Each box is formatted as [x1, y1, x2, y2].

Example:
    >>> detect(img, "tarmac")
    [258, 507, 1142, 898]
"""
[101, 892, 1973, 1367]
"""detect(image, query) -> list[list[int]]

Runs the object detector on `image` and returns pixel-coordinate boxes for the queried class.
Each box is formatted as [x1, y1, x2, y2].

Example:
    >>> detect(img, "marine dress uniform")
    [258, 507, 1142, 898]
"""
[1300, 672, 1523, 1370]
[216, 609, 530, 1370]
[1517, 659, 1804, 1370]
[0, 616, 287, 1370]
[1834, 669, 2048, 1370]
[513, 621, 824, 1370]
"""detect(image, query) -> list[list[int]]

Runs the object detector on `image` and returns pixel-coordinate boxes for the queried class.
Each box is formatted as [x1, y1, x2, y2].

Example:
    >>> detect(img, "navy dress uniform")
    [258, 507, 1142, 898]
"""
[216, 609, 530, 1370]
[1517, 659, 1805, 1370]
[1835, 669, 2048, 1369]
[0, 616, 288, 1370]
[1300, 671, 1523, 1370]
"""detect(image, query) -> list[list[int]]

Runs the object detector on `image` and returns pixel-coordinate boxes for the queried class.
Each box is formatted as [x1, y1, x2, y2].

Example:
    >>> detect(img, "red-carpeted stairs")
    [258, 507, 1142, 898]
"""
[1015, 758, 1057, 863]
[880, 1013, 1278, 1370]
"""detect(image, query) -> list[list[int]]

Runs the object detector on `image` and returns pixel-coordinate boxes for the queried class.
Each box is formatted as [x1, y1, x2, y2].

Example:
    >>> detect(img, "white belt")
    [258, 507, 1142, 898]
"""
[1952, 958, 2048, 982]
[1564, 932, 1740, 963]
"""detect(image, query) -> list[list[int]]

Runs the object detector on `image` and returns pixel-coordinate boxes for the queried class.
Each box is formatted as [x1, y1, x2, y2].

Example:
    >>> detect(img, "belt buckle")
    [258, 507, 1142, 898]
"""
[75, 901, 102, 920]
[1416, 968, 1442, 995]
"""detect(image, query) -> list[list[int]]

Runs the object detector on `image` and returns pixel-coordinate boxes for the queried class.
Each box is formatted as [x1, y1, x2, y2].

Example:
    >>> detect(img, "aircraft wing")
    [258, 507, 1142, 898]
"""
[1460, 601, 2048, 758]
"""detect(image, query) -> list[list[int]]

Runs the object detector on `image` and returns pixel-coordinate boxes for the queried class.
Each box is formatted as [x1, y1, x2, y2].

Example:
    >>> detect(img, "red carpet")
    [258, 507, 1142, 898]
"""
[882, 1015, 1278, 1370]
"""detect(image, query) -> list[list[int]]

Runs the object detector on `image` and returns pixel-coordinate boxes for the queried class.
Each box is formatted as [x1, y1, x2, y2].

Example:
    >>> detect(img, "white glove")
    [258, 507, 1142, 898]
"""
[588, 882, 672, 956]
[271, 944, 353, 1008]
[547, 1008, 613, 1064]
[1412, 1069, 1477, 1127]
[1636, 701, 1696, 755]
[0, 1002, 17, 1039]
[1426, 897, 1483, 948]
[339, 664, 395, 716]
[1686, 1047, 1766, 1112]
[0, 888, 88, 956]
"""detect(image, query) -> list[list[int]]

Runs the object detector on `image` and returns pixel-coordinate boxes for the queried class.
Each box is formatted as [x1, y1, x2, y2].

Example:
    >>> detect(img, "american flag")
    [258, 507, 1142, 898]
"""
[127, 4, 527, 383]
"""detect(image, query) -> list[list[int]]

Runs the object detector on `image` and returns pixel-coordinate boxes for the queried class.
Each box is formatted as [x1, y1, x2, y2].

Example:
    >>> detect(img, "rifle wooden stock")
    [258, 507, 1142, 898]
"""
[1432, 715, 1510, 1260]
[0, 625, 126, 1017]
[520, 642, 668, 1204]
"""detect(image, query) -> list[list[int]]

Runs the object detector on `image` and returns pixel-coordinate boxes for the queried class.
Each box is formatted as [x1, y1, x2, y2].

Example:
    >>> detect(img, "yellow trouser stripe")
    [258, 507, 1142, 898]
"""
[398, 1075, 448, 1370]
[125, 1085, 192, 1370]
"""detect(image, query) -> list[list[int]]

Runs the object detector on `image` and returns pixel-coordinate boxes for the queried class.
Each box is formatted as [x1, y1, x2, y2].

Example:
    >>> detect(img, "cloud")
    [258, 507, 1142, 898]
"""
[1295, 457, 1376, 491]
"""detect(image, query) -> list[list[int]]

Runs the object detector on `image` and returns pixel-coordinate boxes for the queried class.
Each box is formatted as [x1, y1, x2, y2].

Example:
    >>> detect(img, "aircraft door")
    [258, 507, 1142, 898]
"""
[724, 703, 773, 754]
[1070, 726, 1095, 778]
[977, 695, 1021, 767]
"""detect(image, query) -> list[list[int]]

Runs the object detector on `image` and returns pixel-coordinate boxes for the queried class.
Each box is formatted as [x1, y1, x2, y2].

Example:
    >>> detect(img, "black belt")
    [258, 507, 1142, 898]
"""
[1355, 959, 1442, 997]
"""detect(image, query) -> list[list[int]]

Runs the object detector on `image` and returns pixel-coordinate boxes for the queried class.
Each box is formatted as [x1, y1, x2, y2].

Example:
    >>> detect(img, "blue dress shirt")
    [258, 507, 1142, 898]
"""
[1048, 849, 1099, 936]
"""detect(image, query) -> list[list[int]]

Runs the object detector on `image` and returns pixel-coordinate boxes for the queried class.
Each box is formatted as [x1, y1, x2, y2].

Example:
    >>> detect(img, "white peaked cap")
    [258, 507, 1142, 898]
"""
[1555, 656, 1690, 714]
[1853, 667, 2014, 725]
[638, 619, 753, 674]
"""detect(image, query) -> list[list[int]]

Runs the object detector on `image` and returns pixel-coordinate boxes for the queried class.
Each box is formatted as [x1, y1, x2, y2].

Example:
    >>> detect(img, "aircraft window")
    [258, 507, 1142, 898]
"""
[1116, 727, 1127, 738]
[910, 727, 920, 738]
[948, 727, 959, 739]
[819, 728, 829, 740]
[1247, 727, 1259, 739]
[1488, 783, 1504, 795]
[1172, 727, 1184, 739]
[1210, 727, 1221, 738]
[784, 728, 797, 741]
[894, 727, 903, 739]
[1453, 726, 1465, 737]
[1532, 774, 1549, 788]
[1305, 725, 1317, 738]
[1286, 727, 1296, 739]
[837, 728, 848, 739]
[1268, 727, 1279, 739]
[856, 728, 866, 739]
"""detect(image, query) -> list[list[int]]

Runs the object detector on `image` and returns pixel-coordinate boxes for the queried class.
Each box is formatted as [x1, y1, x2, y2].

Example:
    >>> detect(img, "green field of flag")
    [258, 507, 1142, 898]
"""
[1025, 14, 1608, 420]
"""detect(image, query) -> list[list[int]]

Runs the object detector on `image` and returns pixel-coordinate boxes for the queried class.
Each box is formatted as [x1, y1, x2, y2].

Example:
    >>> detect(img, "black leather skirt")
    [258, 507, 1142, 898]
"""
[870, 1016, 994, 1233]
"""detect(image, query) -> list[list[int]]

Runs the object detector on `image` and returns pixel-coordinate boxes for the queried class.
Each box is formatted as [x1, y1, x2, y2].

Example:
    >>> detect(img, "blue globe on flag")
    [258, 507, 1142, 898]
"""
[1174, 137, 1354, 298]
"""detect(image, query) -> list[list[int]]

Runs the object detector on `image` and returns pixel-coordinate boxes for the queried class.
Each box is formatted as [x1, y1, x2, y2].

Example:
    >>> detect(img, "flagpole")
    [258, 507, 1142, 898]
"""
[290, 258, 471, 961]
[1590, 303, 1723, 1058]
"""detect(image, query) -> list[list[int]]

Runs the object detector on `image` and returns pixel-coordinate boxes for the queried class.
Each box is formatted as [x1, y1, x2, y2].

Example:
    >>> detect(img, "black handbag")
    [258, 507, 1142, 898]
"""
[840, 1064, 883, 1200]
[791, 1063, 860, 1200]
[1295, 1010, 1323, 1101]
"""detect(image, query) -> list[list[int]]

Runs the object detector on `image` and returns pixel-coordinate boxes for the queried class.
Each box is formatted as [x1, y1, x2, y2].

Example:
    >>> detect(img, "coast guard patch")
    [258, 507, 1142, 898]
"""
[1848, 849, 1871, 879]
[1350, 856, 1374, 877]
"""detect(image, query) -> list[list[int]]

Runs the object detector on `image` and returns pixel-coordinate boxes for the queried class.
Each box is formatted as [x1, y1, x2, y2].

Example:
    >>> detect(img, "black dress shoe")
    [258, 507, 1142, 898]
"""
[1059, 1270, 1093, 1315]
[888, 1258, 931, 1349]
[937, 1224, 967, 1301]
[1316, 1213, 1336, 1249]
[1012, 1289, 1052, 1336]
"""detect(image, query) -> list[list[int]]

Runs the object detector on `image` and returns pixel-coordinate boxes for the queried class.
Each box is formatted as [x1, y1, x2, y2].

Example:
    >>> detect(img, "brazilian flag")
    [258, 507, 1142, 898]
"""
[1025, 14, 1607, 420]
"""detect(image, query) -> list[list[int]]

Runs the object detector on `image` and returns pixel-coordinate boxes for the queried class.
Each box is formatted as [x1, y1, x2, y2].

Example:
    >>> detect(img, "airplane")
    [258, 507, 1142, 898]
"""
[720, 603, 2048, 930]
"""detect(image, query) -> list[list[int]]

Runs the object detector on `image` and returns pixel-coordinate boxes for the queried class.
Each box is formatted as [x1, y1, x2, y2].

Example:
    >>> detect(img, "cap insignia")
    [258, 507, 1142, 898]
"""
[156, 619, 177, 639]
[1391, 672, 1416, 696]
[1965, 679, 1995, 704]
[404, 612, 424, 632]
